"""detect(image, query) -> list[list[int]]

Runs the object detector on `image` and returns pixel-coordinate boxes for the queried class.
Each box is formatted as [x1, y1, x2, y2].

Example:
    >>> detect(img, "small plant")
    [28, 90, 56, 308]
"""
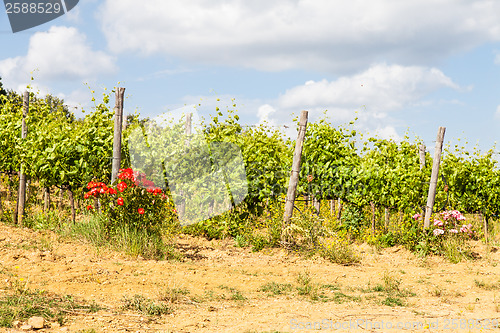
[258, 282, 294, 296]
[320, 235, 360, 265]
[218, 285, 247, 302]
[382, 296, 405, 307]
[0, 286, 102, 328]
[158, 288, 190, 304]
[121, 294, 173, 316]
[474, 279, 500, 291]
[296, 271, 320, 300]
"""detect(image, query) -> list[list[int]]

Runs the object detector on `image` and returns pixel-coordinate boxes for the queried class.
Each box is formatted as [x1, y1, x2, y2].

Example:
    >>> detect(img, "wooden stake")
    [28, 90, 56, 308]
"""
[370, 202, 376, 234]
[482, 213, 489, 243]
[43, 187, 51, 211]
[313, 196, 320, 215]
[0, 190, 3, 216]
[424, 127, 446, 229]
[384, 207, 390, 231]
[330, 199, 335, 216]
[419, 144, 426, 170]
[337, 198, 343, 222]
[17, 91, 29, 226]
[282, 111, 309, 233]
[68, 188, 76, 223]
[7, 173, 12, 201]
[58, 188, 64, 210]
[178, 113, 192, 221]
[111, 87, 125, 185]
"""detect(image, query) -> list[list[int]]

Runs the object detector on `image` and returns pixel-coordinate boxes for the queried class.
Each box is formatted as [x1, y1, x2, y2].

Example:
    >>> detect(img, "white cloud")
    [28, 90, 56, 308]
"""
[63, 5, 81, 24]
[495, 105, 500, 119]
[98, 0, 500, 73]
[257, 104, 276, 124]
[277, 63, 458, 113]
[0, 26, 117, 90]
[257, 63, 460, 138]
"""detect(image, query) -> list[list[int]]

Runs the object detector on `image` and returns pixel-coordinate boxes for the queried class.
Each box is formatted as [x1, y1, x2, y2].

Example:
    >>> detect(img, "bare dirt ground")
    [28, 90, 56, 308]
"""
[1, 223, 500, 333]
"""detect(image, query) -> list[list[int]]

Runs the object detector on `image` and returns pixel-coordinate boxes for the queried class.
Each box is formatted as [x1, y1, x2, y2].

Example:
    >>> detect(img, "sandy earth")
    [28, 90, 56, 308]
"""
[1, 223, 500, 333]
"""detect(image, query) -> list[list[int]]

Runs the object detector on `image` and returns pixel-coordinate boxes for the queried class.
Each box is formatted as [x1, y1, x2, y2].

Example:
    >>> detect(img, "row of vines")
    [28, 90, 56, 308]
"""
[0, 84, 499, 259]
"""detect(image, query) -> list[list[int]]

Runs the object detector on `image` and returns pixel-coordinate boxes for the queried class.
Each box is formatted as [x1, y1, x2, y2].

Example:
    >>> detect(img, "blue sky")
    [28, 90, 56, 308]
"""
[2, 0, 500, 153]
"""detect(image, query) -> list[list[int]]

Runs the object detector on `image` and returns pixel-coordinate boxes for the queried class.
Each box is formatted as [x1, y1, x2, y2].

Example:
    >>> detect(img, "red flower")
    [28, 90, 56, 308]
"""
[108, 188, 117, 195]
[117, 181, 127, 192]
[118, 168, 135, 182]
[117, 197, 124, 206]
[86, 205, 93, 210]
[138, 208, 145, 215]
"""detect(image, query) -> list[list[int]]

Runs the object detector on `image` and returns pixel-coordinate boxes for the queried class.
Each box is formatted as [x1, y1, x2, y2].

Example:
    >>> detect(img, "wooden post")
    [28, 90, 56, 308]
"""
[17, 91, 29, 226]
[419, 144, 426, 170]
[111, 87, 125, 185]
[330, 199, 335, 216]
[43, 187, 51, 212]
[313, 196, 320, 215]
[7, 173, 12, 201]
[337, 198, 343, 222]
[178, 113, 192, 221]
[58, 188, 64, 210]
[303, 194, 309, 207]
[370, 202, 376, 234]
[482, 213, 489, 243]
[282, 111, 308, 231]
[384, 207, 390, 231]
[68, 188, 76, 223]
[185, 112, 192, 143]
[424, 127, 446, 229]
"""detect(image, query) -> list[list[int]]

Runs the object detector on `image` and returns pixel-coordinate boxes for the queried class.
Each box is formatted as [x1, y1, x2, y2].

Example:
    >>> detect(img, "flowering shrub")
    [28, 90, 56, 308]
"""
[430, 210, 474, 238]
[84, 168, 178, 235]
[405, 209, 475, 262]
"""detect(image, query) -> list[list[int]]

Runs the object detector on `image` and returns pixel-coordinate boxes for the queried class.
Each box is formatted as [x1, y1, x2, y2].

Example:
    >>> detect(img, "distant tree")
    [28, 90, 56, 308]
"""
[45, 94, 75, 122]
[0, 77, 8, 104]
[0, 77, 6, 97]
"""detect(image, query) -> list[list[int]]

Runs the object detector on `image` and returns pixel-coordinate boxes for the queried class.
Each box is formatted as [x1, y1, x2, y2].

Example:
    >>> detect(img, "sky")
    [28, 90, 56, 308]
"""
[1, 0, 500, 153]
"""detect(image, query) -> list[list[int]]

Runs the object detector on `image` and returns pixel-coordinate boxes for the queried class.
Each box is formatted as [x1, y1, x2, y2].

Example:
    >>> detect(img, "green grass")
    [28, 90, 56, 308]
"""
[258, 273, 362, 304]
[320, 240, 361, 265]
[158, 288, 191, 304]
[0, 285, 102, 328]
[474, 279, 500, 290]
[121, 294, 173, 316]
[218, 285, 247, 301]
[358, 271, 415, 307]
[258, 282, 294, 296]
[62, 214, 182, 261]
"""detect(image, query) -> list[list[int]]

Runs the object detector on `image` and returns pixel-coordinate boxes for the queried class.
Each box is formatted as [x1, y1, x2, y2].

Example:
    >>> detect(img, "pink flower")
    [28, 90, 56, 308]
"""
[433, 219, 444, 227]
[433, 229, 444, 236]
[460, 224, 473, 233]
[412, 213, 421, 220]
[449, 229, 458, 233]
